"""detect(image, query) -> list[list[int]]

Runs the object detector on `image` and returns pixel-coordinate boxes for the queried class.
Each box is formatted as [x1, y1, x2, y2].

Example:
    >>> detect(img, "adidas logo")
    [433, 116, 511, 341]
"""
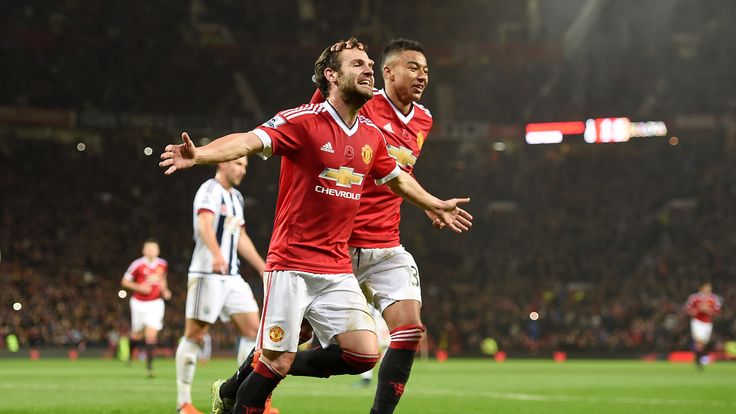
[320, 142, 335, 153]
[383, 123, 394, 133]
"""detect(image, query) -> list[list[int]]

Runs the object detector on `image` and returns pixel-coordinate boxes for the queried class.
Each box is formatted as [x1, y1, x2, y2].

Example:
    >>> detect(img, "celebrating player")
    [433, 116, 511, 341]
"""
[326, 38, 439, 413]
[161, 37, 472, 414]
[120, 239, 171, 377]
[175, 157, 266, 414]
[686, 282, 722, 369]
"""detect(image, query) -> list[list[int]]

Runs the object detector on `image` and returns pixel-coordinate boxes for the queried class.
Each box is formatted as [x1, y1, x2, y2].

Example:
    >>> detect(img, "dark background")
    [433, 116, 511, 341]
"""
[1, 0, 734, 357]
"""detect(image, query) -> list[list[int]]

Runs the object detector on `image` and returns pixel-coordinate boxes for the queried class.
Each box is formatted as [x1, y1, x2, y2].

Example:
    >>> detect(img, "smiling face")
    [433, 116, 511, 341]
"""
[333, 47, 375, 107]
[384, 49, 429, 105]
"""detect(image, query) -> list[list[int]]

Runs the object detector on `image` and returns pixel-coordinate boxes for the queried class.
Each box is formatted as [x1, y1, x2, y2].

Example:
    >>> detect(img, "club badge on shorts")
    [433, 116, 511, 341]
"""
[268, 326, 285, 343]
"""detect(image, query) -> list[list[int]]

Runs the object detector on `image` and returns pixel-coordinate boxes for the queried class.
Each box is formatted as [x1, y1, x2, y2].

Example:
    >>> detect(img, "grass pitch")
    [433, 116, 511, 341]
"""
[1, 357, 734, 413]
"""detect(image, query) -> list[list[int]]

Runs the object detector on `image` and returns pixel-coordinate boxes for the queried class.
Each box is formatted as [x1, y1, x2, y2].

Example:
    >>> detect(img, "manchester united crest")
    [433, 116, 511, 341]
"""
[268, 326, 284, 343]
[417, 132, 425, 149]
[361, 145, 373, 164]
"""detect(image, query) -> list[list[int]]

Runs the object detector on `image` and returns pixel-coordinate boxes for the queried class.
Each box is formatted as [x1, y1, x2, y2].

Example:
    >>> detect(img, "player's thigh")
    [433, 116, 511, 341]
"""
[356, 247, 423, 316]
[141, 298, 165, 331]
[219, 277, 259, 323]
[129, 298, 146, 334]
[230, 311, 260, 337]
[185, 275, 227, 324]
[306, 273, 376, 351]
[691, 319, 713, 343]
[257, 271, 310, 353]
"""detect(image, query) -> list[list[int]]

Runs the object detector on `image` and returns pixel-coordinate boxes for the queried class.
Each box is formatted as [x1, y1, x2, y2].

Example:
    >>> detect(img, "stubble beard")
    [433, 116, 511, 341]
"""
[338, 74, 373, 110]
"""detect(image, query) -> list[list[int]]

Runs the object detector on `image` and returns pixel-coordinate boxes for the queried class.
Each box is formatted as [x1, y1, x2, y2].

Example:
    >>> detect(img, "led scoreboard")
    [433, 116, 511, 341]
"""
[525, 117, 668, 144]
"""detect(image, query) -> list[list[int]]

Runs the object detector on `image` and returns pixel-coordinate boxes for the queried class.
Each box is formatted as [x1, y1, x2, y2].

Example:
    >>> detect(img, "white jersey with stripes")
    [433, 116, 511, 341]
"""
[188, 178, 245, 276]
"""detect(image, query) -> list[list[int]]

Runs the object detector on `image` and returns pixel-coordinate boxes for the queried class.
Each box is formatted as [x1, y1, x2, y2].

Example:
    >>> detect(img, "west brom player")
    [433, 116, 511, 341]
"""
[175, 157, 266, 414]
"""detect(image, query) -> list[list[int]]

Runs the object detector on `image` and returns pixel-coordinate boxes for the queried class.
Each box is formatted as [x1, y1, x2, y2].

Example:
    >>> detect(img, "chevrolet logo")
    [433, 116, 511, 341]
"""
[387, 145, 417, 168]
[319, 166, 365, 188]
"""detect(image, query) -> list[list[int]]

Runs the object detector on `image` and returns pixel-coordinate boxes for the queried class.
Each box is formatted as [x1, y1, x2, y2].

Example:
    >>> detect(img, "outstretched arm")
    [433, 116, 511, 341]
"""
[159, 131, 264, 175]
[386, 171, 472, 233]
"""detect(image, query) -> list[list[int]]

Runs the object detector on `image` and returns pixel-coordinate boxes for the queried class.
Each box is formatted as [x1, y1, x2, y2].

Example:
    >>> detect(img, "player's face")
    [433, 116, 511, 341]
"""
[336, 48, 374, 106]
[142, 242, 159, 259]
[702, 283, 712, 294]
[385, 50, 429, 104]
[222, 157, 248, 186]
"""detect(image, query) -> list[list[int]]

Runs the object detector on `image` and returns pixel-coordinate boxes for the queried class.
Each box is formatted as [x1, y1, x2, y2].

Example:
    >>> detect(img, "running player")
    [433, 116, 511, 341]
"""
[120, 239, 171, 377]
[686, 282, 722, 369]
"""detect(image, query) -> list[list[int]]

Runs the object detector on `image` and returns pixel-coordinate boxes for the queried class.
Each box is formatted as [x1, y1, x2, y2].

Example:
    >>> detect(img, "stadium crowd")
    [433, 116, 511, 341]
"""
[2, 0, 735, 357]
[2, 132, 734, 356]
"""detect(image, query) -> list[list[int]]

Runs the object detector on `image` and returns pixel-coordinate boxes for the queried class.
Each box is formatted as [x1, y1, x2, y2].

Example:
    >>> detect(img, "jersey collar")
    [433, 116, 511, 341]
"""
[378, 89, 414, 124]
[323, 101, 359, 136]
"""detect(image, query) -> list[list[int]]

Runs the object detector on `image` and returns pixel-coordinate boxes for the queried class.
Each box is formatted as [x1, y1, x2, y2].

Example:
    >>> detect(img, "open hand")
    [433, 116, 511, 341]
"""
[159, 132, 197, 175]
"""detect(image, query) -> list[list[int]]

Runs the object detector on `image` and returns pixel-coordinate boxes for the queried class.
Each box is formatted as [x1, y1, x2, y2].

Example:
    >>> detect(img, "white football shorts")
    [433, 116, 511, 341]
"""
[130, 297, 165, 332]
[690, 318, 713, 343]
[257, 270, 376, 352]
[185, 274, 259, 324]
[350, 245, 422, 313]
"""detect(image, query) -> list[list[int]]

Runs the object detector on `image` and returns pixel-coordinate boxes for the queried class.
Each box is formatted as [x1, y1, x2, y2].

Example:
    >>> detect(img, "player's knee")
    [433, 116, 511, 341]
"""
[341, 348, 379, 374]
[389, 324, 426, 351]
[260, 350, 293, 377]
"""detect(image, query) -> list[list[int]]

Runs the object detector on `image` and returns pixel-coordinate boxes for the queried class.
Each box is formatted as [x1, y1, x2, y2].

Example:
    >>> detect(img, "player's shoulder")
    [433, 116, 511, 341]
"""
[129, 256, 147, 269]
[365, 89, 390, 109]
[277, 103, 327, 123]
[197, 178, 220, 193]
[414, 102, 433, 119]
[155, 257, 168, 267]
[357, 115, 385, 137]
[232, 188, 245, 203]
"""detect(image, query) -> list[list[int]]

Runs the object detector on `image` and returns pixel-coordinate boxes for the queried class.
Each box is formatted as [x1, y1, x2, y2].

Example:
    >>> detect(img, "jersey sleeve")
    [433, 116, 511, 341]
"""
[193, 184, 218, 215]
[252, 109, 308, 159]
[124, 261, 137, 280]
[371, 136, 401, 185]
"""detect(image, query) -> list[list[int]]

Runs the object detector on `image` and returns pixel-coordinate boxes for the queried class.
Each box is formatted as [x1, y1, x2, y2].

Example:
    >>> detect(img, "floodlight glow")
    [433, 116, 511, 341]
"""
[526, 131, 563, 145]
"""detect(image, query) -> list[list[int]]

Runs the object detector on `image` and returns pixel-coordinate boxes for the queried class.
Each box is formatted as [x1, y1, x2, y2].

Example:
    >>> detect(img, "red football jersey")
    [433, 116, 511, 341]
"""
[351, 89, 433, 247]
[686, 292, 722, 323]
[253, 101, 400, 274]
[124, 257, 168, 301]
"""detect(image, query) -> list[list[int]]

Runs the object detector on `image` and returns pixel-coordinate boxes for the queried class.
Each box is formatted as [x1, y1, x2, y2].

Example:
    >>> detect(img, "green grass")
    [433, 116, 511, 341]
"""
[1, 358, 734, 413]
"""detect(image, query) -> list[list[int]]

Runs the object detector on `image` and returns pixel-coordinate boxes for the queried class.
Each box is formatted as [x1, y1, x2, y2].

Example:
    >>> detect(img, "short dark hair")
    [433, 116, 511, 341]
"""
[313, 37, 366, 98]
[143, 238, 159, 246]
[382, 38, 425, 68]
